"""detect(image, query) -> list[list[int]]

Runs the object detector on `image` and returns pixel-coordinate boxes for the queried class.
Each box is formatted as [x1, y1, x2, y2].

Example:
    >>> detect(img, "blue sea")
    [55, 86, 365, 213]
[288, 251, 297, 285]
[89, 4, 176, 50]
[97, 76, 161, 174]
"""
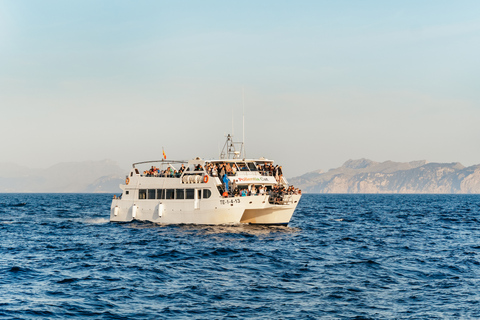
[1, 194, 480, 319]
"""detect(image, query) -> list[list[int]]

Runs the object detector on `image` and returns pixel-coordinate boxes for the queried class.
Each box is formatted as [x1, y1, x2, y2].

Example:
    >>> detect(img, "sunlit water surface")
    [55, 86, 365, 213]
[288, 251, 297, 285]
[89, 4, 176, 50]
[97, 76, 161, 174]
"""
[1, 194, 480, 319]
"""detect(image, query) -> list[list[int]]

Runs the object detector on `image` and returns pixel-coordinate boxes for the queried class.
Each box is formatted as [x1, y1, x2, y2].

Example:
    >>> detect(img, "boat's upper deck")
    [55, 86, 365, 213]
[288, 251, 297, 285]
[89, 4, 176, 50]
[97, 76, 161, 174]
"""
[128, 157, 283, 186]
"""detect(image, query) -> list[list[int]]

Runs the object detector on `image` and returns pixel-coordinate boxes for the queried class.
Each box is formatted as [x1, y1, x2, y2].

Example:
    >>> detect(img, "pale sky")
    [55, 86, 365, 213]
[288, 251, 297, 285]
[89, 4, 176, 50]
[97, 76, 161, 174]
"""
[1, 1, 479, 177]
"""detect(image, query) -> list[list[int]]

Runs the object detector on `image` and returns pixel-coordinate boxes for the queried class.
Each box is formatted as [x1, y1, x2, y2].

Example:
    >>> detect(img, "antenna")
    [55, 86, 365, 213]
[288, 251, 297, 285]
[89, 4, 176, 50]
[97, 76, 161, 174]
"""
[242, 87, 245, 145]
[219, 89, 247, 159]
[242, 87, 246, 158]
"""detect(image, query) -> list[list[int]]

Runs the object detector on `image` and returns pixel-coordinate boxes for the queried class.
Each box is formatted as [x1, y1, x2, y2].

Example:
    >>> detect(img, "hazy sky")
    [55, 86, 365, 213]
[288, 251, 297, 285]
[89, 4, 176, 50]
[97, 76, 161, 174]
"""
[1, 1, 479, 177]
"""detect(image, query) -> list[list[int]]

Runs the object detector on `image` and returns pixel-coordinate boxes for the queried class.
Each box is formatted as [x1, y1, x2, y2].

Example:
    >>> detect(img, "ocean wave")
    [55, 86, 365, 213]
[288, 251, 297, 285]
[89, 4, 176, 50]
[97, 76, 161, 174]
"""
[1, 193, 480, 319]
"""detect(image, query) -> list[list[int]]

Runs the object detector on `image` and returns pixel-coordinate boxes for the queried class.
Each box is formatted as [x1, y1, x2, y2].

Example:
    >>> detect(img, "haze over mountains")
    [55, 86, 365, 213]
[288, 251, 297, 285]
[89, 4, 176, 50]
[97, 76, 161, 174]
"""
[0, 160, 124, 193]
[1, 159, 480, 194]
[289, 159, 480, 194]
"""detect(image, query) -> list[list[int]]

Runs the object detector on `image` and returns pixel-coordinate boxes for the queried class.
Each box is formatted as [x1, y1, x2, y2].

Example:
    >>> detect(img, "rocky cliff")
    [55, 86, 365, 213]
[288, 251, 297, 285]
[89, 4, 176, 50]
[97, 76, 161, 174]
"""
[289, 159, 480, 194]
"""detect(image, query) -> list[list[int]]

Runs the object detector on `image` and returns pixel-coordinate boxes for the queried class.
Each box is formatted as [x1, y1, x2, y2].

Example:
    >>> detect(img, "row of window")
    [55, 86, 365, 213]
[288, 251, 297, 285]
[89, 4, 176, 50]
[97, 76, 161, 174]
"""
[139, 188, 212, 200]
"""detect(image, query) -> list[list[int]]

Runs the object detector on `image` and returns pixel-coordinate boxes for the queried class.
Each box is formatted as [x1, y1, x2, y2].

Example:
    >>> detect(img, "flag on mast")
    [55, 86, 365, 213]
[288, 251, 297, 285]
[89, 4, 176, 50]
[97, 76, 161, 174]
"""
[163, 148, 166, 159]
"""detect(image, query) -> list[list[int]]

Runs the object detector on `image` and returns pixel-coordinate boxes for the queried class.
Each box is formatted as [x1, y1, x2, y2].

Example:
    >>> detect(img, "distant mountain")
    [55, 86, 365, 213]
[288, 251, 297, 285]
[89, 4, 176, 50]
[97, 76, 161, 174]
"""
[0, 160, 125, 193]
[4, 158, 480, 194]
[289, 159, 480, 194]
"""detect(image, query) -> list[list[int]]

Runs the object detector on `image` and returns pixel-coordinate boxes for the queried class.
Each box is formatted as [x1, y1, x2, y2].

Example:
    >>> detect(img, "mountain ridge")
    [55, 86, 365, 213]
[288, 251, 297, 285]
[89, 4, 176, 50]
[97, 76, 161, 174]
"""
[2, 158, 480, 193]
[289, 158, 480, 194]
[0, 160, 125, 193]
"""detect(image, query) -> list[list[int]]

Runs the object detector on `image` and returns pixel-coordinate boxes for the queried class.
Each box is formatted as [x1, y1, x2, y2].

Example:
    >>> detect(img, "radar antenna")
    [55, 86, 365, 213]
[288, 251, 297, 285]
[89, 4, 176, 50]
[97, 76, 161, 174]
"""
[219, 134, 245, 159]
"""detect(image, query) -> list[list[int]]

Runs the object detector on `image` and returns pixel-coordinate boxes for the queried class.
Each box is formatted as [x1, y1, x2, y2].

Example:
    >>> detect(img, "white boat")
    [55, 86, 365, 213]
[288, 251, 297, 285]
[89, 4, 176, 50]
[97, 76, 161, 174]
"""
[110, 134, 301, 225]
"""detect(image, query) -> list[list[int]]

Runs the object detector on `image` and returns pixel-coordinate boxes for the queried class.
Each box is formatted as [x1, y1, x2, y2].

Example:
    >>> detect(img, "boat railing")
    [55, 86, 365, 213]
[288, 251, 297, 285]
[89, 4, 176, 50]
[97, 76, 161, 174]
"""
[205, 171, 263, 178]
[259, 171, 275, 177]
[268, 193, 294, 205]
[132, 159, 188, 168]
[142, 173, 181, 178]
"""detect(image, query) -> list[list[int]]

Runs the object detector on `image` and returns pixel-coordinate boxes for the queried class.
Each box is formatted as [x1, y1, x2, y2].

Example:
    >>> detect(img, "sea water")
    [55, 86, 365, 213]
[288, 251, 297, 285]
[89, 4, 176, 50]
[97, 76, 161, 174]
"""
[1, 193, 480, 319]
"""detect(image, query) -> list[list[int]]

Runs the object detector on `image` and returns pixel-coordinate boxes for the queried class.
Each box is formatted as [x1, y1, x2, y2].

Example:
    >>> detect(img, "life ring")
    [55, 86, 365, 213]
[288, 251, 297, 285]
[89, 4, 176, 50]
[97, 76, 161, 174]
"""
[125, 177, 130, 185]
[203, 175, 209, 183]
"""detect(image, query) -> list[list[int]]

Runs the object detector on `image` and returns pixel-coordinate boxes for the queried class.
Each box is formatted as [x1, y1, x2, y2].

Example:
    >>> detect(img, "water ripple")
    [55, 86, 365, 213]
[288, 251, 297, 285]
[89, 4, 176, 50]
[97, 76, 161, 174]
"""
[1, 193, 480, 318]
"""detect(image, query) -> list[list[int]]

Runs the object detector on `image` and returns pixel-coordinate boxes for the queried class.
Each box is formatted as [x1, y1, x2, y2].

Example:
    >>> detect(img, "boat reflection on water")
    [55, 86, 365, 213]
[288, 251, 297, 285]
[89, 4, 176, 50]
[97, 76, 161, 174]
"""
[123, 220, 301, 236]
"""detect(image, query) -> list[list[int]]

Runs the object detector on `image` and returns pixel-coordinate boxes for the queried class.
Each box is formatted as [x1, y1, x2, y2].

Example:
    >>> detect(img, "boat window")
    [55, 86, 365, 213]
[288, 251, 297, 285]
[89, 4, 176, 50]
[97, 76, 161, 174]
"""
[236, 162, 249, 171]
[147, 189, 156, 199]
[135, 169, 139, 174]
[247, 163, 257, 171]
[126, 191, 129, 195]
[139, 189, 146, 199]
[203, 189, 211, 199]
[186, 189, 195, 199]
[176, 189, 185, 200]
[157, 189, 165, 199]
[165, 189, 175, 199]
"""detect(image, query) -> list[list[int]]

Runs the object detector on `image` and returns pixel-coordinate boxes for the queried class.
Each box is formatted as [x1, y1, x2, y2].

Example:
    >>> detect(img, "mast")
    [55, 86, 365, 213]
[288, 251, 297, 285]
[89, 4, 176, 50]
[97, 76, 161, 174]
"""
[242, 87, 245, 158]
[219, 134, 245, 160]
[219, 89, 247, 160]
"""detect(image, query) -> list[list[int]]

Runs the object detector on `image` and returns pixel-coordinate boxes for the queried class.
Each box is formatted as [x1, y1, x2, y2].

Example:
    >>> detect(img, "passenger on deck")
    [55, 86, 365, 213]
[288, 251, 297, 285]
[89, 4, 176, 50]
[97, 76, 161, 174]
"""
[277, 166, 283, 182]
[219, 164, 226, 177]
[179, 164, 186, 173]
[222, 174, 230, 193]
[164, 167, 173, 177]
[258, 185, 265, 195]
[226, 163, 232, 175]
[211, 165, 218, 177]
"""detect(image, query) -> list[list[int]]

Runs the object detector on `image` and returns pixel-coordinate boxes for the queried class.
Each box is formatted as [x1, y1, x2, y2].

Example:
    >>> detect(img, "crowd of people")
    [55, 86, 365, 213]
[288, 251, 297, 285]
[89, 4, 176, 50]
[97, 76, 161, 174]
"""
[144, 163, 207, 178]
[144, 165, 183, 178]
[268, 185, 301, 204]
[142, 162, 301, 202]
[256, 163, 283, 180]
[204, 162, 234, 177]
[221, 182, 301, 199]
[144, 162, 284, 180]
[203, 162, 284, 183]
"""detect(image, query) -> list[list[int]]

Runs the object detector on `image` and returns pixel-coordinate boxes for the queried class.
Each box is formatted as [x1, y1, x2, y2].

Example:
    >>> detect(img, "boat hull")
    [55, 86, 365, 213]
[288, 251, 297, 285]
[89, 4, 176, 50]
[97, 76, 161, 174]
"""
[110, 199, 245, 225]
[240, 194, 301, 225]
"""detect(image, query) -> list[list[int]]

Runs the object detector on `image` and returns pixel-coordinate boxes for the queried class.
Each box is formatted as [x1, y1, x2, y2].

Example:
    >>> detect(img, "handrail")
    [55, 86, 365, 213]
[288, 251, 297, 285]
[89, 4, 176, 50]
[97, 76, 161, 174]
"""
[132, 159, 188, 168]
